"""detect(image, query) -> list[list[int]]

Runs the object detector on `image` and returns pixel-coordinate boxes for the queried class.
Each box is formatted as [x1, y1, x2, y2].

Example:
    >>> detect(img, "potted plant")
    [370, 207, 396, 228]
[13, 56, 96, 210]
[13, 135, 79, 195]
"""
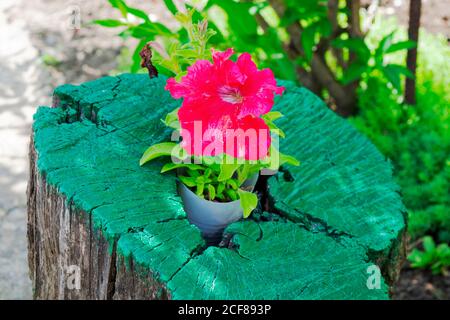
[139, 14, 298, 245]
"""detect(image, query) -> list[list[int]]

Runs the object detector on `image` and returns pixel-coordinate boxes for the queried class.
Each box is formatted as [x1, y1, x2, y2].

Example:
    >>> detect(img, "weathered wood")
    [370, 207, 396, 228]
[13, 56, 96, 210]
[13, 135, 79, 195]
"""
[27, 74, 406, 299]
[28, 141, 154, 299]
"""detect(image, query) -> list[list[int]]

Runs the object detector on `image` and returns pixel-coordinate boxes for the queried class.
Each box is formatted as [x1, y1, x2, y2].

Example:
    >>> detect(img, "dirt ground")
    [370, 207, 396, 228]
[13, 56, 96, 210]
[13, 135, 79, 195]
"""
[0, 0, 448, 300]
[393, 262, 450, 300]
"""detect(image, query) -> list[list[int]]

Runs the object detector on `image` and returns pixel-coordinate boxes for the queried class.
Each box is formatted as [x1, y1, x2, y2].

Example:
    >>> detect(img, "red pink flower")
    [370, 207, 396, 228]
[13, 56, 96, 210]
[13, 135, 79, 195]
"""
[165, 48, 284, 160]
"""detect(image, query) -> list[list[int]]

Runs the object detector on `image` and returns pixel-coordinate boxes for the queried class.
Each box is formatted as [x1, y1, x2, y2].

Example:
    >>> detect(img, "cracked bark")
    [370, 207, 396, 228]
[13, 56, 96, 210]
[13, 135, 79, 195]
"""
[27, 137, 170, 299]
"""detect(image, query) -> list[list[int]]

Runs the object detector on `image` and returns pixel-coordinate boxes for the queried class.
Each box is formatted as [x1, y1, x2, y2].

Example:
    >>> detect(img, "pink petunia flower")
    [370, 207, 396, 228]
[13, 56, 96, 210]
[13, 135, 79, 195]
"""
[165, 48, 284, 160]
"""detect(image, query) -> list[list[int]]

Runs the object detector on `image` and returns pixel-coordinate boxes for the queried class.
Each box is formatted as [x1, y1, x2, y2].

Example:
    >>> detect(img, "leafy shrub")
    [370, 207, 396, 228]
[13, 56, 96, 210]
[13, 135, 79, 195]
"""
[409, 206, 450, 244]
[408, 236, 450, 275]
[351, 21, 450, 244]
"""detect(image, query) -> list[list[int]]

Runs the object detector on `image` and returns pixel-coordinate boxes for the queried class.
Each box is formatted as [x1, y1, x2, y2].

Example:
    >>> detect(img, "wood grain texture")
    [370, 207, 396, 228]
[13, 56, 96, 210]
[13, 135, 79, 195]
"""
[28, 74, 406, 299]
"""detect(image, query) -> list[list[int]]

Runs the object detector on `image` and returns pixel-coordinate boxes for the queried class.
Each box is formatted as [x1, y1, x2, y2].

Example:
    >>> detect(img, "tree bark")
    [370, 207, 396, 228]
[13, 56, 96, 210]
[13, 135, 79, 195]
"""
[347, 0, 362, 38]
[405, 0, 422, 105]
[27, 137, 170, 299]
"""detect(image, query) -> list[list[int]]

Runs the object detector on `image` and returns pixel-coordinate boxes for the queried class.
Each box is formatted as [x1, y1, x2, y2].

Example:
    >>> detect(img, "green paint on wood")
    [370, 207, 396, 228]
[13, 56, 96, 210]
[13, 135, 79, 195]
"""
[32, 74, 405, 299]
[118, 219, 204, 283]
[168, 220, 388, 299]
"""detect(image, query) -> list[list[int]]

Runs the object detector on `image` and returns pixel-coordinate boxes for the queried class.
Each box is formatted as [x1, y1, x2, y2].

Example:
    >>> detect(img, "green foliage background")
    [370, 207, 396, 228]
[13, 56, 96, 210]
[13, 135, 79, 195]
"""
[352, 17, 450, 246]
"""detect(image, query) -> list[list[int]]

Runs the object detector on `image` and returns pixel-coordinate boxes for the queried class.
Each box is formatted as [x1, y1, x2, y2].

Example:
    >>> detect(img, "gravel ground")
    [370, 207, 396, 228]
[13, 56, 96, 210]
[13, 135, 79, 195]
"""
[0, 0, 448, 300]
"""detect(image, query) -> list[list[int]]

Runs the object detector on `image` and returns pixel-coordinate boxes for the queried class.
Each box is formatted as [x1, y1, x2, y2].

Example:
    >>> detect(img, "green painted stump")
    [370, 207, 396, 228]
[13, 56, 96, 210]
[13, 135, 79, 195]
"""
[27, 74, 406, 300]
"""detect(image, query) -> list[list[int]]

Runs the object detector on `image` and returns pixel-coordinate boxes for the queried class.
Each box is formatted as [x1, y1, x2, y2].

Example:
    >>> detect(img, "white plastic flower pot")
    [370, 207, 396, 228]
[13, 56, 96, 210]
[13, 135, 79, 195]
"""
[177, 173, 258, 245]
[260, 168, 278, 176]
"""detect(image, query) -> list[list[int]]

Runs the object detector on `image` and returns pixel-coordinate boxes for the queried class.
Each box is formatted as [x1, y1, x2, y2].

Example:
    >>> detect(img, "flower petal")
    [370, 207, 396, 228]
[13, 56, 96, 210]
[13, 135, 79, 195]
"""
[165, 60, 214, 100]
[166, 48, 284, 160]
[212, 48, 234, 65]
[236, 52, 258, 76]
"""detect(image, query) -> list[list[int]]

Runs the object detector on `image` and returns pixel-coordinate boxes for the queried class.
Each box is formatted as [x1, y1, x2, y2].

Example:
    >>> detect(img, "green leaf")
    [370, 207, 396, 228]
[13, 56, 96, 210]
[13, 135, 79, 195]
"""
[383, 68, 401, 91]
[209, 0, 257, 38]
[126, 7, 151, 22]
[130, 23, 174, 38]
[385, 40, 416, 54]
[341, 63, 368, 85]
[215, 193, 224, 201]
[376, 32, 395, 57]
[163, 0, 178, 15]
[382, 64, 413, 91]
[108, 0, 128, 17]
[279, 152, 300, 167]
[196, 183, 204, 197]
[332, 37, 370, 63]
[237, 189, 258, 218]
[318, 19, 332, 37]
[174, 71, 187, 81]
[207, 184, 216, 200]
[386, 64, 414, 78]
[235, 162, 258, 185]
[267, 54, 298, 82]
[267, 145, 280, 171]
[262, 111, 284, 122]
[266, 121, 286, 138]
[160, 162, 203, 173]
[218, 161, 240, 182]
[203, 168, 211, 178]
[195, 175, 212, 185]
[108, 0, 150, 22]
[139, 142, 178, 165]
[226, 189, 238, 201]
[187, 168, 200, 177]
[162, 108, 180, 129]
[263, 111, 286, 138]
[178, 175, 197, 187]
[267, 146, 300, 170]
[423, 236, 436, 252]
[217, 182, 225, 197]
[408, 236, 450, 275]
[301, 24, 316, 62]
[175, 49, 199, 58]
[93, 19, 127, 27]
[227, 179, 238, 190]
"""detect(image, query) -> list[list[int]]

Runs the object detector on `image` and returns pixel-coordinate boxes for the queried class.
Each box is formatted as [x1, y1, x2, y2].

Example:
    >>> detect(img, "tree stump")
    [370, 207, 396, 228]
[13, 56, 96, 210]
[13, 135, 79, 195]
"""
[27, 74, 407, 299]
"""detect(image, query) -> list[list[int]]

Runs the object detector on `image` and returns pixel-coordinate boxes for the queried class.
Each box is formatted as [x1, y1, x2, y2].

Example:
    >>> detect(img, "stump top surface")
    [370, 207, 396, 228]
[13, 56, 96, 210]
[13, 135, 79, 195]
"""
[32, 74, 405, 299]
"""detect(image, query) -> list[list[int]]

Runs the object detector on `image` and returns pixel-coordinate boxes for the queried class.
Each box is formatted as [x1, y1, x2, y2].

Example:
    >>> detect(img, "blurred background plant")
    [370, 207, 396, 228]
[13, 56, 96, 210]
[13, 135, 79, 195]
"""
[95, 0, 418, 116]
[94, 0, 449, 278]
